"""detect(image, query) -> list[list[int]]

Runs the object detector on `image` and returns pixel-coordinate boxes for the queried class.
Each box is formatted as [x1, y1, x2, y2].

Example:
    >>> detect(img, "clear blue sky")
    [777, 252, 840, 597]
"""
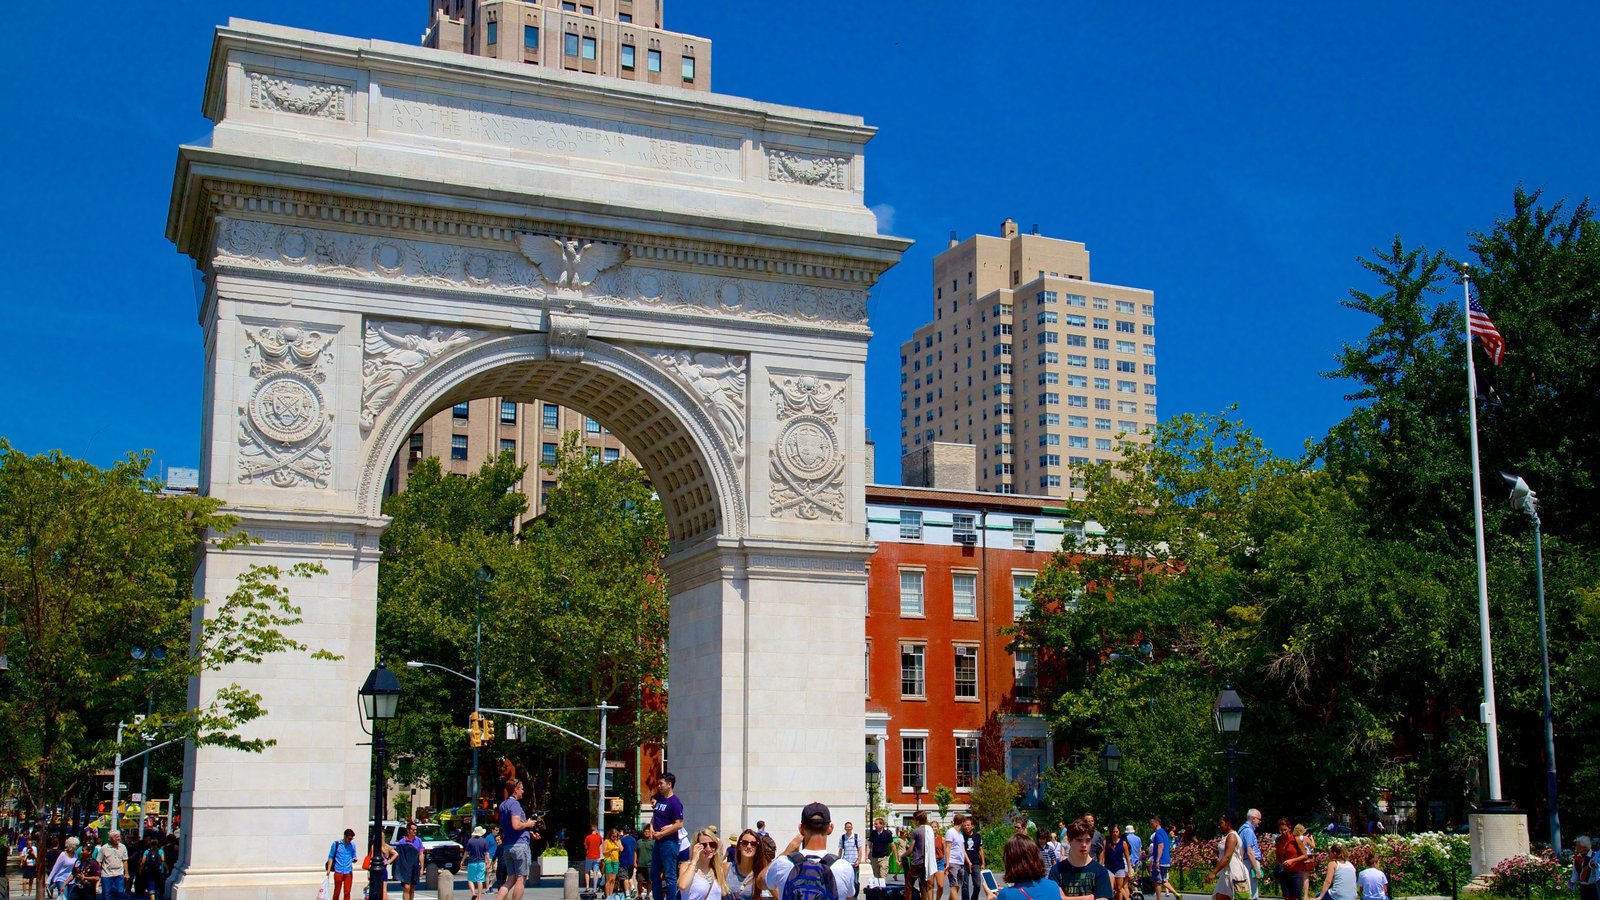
[3, 1, 1595, 482]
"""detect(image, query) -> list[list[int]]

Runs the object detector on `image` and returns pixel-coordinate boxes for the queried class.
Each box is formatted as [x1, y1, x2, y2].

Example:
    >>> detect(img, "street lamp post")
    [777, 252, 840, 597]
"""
[471, 566, 491, 809]
[866, 756, 882, 823]
[1100, 743, 1122, 821]
[1214, 685, 1245, 816]
[130, 645, 167, 839]
[1504, 473, 1561, 852]
[360, 665, 402, 900]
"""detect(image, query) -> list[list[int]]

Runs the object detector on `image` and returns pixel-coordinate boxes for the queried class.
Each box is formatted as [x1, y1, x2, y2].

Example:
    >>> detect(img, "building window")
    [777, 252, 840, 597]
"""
[453, 401, 470, 420]
[955, 645, 978, 700]
[499, 438, 516, 455]
[899, 569, 925, 617]
[564, 32, 580, 56]
[1012, 572, 1035, 618]
[900, 644, 926, 698]
[581, 35, 597, 59]
[619, 12, 633, 22]
[542, 404, 560, 429]
[581, 3, 594, 12]
[541, 442, 558, 465]
[487, 20, 498, 44]
[540, 480, 555, 505]
[523, 24, 540, 50]
[408, 433, 424, 454]
[865, 641, 872, 698]
[899, 510, 923, 541]
[901, 734, 927, 789]
[952, 513, 976, 541]
[621, 43, 636, 68]
[585, 417, 601, 434]
[604, 447, 620, 462]
[1014, 650, 1038, 702]
[681, 55, 696, 81]
[500, 400, 518, 424]
[955, 734, 980, 788]
[450, 435, 469, 460]
[1014, 518, 1035, 548]
[952, 573, 977, 618]
[647, 48, 662, 72]
[561, 1, 576, 8]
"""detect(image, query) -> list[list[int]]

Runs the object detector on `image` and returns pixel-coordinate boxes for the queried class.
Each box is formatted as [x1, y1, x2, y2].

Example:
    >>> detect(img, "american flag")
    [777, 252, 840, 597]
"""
[1468, 294, 1506, 365]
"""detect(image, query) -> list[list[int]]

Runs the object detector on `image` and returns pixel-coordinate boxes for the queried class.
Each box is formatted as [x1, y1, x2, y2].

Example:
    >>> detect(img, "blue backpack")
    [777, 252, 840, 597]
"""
[781, 853, 840, 900]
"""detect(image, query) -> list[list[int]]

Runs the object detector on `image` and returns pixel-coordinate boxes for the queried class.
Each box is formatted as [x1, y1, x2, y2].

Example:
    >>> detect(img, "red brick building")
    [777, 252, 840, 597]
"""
[865, 484, 1089, 821]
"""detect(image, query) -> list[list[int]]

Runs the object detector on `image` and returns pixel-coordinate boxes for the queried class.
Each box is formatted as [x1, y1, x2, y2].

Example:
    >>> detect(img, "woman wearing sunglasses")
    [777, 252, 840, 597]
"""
[680, 829, 731, 900]
[727, 830, 773, 900]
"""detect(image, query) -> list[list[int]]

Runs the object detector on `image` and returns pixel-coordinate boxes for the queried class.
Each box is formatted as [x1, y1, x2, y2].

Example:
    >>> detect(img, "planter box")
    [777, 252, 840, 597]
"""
[540, 856, 570, 877]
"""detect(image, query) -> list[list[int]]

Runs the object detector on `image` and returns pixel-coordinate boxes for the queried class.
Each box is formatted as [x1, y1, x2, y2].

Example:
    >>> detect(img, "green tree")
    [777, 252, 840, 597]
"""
[966, 770, 1020, 828]
[0, 441, 337, 821]
[933, 784, 954, 821]
[378, 434, 669, 809]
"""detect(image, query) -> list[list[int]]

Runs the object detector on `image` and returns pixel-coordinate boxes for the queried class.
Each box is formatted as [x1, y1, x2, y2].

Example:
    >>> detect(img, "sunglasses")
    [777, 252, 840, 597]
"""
[738, 840, 758, 848]
[699, 841, 719, 848]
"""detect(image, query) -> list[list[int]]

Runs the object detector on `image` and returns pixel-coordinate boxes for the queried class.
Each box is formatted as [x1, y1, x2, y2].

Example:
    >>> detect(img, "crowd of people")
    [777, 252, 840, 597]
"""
[7, 825, 179, 899]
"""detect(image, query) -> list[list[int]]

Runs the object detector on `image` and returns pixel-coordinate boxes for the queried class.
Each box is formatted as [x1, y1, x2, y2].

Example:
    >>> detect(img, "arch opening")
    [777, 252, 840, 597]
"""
[362, 335, 740, 549]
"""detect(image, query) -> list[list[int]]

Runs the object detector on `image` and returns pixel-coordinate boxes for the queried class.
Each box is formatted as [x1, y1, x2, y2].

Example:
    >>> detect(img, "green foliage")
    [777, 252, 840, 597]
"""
[1015, 191, 1600, 841]
[967, 770, 1020, 828]
[933, 784, 954, 820]
[0, 441, 337, 819]
[378, 435, 669, 807]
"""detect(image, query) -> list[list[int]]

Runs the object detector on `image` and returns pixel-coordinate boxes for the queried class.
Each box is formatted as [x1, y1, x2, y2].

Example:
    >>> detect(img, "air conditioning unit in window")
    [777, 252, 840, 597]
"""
[409, 449, 423, 460]
[955, 531, 977, 544]
[1024, 539, 1036, 550]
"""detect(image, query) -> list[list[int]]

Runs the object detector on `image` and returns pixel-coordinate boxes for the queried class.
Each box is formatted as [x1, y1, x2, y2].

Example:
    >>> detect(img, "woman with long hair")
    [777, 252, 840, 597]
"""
[1274, 820, 1310, 900]
[1104, 824, 1131, 900]
[727, 829, 772, 900]
[680, 828, 730, 900]
[1314, 843, 1355, 900]
[1208, 812, 1247, 900]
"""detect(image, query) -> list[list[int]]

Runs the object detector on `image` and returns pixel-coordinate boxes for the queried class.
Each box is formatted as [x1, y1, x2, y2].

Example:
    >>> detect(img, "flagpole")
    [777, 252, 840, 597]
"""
[1462, 263, 1504, 804]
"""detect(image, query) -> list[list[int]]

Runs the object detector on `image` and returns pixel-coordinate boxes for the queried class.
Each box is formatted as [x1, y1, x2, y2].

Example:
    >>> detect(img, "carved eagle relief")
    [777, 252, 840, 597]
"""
[517, 235, 627, 289]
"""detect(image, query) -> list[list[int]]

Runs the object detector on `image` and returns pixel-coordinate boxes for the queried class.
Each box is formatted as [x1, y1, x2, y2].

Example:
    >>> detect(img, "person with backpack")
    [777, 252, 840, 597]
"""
[838, 823, 864, 895]
[326, 829, 358, 900]
[764, 803, 857, 900]
[134, 834, 168, 900]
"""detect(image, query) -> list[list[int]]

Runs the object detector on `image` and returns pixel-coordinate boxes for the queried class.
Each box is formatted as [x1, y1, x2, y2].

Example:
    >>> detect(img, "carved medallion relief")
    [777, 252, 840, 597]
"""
[237, 324, 336, 489]
[769, 373, 847, 521]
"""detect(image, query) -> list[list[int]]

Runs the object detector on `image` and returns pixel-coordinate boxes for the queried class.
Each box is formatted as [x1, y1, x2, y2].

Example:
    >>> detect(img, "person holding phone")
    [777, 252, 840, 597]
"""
[681, 829, 730, 900]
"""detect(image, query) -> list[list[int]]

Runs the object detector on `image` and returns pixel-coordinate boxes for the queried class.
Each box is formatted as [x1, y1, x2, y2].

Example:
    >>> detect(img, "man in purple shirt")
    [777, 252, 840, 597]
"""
[644, 773, 684, 900]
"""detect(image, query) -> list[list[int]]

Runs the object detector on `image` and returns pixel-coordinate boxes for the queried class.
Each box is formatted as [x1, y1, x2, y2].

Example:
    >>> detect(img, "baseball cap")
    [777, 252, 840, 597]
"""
[801, 802, 831, 829]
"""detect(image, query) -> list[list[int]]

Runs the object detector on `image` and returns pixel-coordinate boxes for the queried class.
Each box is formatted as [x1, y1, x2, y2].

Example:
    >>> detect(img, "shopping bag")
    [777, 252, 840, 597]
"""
[317, 874, 332, 900]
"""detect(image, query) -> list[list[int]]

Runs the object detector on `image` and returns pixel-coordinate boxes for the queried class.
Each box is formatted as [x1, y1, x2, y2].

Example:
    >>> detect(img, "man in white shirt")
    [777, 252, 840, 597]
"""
[766, 803, 858, 900]
[838, 822, 864, 896]
[944, 815, 968, 900]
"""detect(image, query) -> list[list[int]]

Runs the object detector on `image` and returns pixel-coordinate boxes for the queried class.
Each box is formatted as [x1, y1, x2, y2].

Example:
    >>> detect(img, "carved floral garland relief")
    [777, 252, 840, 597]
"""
[212, 217, 869, 331]
[238, 324, 336, 489]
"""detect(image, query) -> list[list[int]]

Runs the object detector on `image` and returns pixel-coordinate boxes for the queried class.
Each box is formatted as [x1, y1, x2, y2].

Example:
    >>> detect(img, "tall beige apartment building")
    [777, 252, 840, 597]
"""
[423, 0, 711, 91]
[899, 219, 1158, 499]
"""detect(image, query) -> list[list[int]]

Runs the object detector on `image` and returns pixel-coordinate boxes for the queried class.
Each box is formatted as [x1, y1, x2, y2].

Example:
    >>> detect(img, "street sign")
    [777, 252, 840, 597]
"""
[103, 782, 128, 791]
[586, 769, 614, 790]
[604, 760, 626, 768]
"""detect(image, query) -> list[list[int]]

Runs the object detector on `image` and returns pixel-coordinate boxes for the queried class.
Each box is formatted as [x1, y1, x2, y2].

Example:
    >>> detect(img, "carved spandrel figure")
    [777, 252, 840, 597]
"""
[666, 352, 747, 461]
[361, 322, 474, 429]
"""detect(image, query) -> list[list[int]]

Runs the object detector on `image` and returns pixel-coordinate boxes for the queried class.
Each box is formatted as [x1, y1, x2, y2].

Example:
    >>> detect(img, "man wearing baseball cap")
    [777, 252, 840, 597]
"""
[765, 803, 858, 899]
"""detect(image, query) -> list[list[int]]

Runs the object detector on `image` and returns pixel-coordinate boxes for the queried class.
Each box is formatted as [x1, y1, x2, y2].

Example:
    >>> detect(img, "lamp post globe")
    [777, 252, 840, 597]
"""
[1214, 685, 1245, 817]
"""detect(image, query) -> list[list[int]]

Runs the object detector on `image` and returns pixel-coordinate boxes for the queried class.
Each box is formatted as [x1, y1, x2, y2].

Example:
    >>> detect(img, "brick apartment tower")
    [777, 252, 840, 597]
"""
[424, 0, 710, 91]
[899, 219, 1158, 499]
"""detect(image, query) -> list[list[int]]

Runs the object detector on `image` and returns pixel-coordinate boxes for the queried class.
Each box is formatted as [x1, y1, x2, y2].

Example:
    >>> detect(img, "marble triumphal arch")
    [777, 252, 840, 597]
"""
[165, 20, 906, 900]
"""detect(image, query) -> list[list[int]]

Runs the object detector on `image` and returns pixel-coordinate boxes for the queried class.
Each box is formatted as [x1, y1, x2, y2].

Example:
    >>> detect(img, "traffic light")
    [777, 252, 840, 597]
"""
[467, 712, 483, 748]
[478, 715, 494, 746]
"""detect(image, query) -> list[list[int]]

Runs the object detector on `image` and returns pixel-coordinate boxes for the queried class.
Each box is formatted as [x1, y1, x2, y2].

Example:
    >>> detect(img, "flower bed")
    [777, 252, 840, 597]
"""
[1170, 833, 1472, 897]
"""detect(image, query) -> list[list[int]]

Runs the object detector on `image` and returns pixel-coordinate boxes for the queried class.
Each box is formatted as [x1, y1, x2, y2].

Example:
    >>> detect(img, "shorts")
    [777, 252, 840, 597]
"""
[467, 861, 487, 883]
[587, 858, 603, 873]
[620, 866, 635, 880]
[936, 859, 946, 873]
[1110, 868, 1128, 878]
[1151, 865, 1170, 884]
[504, 841, 533, 878]
[606, 861, 620, 875]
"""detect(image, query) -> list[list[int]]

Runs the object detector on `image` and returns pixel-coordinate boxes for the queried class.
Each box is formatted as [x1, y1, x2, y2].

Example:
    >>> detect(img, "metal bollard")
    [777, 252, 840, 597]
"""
[564, 867, 581, 900]
[426, 862, 441, 889]
[437, 870, 456, 900]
